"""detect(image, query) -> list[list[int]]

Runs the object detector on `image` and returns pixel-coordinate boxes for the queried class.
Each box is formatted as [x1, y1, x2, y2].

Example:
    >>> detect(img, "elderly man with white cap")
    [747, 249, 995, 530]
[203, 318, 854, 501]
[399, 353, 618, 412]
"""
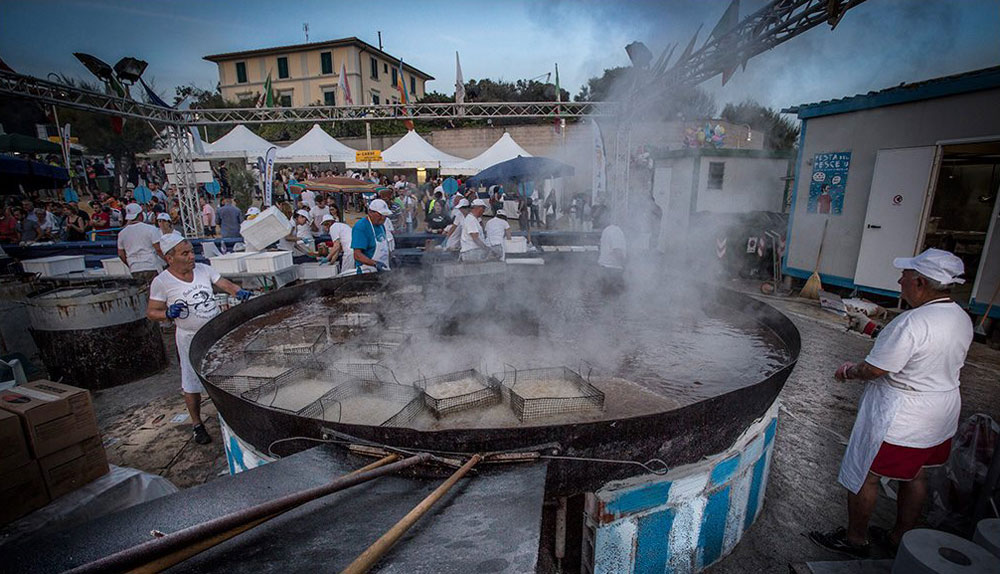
[460, 198, 498, 262]
[317, 213, 354, 273]
[349, 198, 392, 275]
[443, 197, 470, 252]
[117, 202, 164, 283]
[484, 208, 512, 259]
[147, 232, 252, 445]
[810, 248, 973, 558]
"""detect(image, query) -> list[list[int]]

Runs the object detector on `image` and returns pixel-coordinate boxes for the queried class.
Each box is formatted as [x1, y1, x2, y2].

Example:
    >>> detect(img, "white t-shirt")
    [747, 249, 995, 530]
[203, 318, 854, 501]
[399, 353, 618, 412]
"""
[310, 205, 331, 233]
[865, 299, 973, 447]
[300, 190, 316, 208]
[117, 222, 164, 272]
[484, 217, 510, 247]
[149, 264, 221, 333]
[327, 222, 354, 270]
[460, 213, 484, 253]
[445, 212, 464, 250]
[598, 225, 627, 269]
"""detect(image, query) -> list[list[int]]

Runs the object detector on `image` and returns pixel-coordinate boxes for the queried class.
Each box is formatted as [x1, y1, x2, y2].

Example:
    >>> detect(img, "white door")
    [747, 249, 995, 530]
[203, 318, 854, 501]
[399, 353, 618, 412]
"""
[853, 146, 937, 292]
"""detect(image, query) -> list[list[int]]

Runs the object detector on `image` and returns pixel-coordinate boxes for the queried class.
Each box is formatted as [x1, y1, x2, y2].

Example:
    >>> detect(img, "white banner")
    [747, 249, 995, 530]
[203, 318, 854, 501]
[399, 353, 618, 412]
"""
[263, 146, 277, 206]
[61, 123, 71, 171]
[592, 119, 606, 205]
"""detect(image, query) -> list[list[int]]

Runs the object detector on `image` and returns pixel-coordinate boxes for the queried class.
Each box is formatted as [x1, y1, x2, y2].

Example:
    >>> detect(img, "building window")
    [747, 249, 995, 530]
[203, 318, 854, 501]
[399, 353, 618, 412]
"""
[391, 67, 398, 87]
[323, 90, 336, 106]
[320, 52, 333, 75]
[277, 57, 289, 79]
[708, 162, 725, 190]
[371, 91, 380, 105]
[383, 63, 388, 73]
[235, 61, 247, 84]
[278, 90, 292, 107]
[370, 57, 378, 79]
[410, 75, 416, 95]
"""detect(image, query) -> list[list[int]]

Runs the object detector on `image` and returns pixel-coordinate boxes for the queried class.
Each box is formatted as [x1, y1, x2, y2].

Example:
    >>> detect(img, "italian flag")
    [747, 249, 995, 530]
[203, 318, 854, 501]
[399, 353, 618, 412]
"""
[256, 71, 274, 108]
[397, 60, 414, 130]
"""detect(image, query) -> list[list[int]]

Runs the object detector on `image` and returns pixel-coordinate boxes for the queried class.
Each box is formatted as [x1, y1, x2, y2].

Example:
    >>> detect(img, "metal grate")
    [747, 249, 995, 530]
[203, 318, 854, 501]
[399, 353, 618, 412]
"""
[206, 358, 296, 395]
[496, 366, 605, 422]
[327, 311, 382, 342]
[298, 378, 424, 427]
[239, 366, 343, 414]
[415, 369, 502, 419]
[244, 326, 328, 363]
[348, 329, 410, 360]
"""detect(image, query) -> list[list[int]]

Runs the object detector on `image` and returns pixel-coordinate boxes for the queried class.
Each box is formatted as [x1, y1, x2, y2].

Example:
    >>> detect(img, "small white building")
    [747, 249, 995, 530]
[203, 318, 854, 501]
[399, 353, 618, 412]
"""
[651, 148, 792, 250]
[782, 65, 1000, 323]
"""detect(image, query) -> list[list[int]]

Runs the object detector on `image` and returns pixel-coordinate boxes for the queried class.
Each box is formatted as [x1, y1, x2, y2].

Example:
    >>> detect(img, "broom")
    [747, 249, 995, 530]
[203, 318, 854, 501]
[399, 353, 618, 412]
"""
[974, 279, 1000, 337]
[800, 219, 828, 299]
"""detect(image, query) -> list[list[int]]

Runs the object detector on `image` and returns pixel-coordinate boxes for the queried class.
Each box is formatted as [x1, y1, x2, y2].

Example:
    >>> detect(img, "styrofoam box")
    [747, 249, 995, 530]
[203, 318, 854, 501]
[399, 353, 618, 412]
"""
[505, 237, 528, 254]
[240, 206, 291, 251]
[298, 262, 339, 280]
[244, 251, 294, 273]
[210, 252, 253, 274]
[22, 255, 86, 277]
[100, 257, 132, 276]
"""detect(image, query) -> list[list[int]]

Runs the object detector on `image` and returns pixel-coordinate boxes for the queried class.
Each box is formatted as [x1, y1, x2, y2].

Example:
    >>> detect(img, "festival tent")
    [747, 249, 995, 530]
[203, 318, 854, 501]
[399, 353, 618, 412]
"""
[275, 124, 358, 163]
[440, 133, 532, 176]
[346, 130, 464, 169]
[204, 124, 277, 159]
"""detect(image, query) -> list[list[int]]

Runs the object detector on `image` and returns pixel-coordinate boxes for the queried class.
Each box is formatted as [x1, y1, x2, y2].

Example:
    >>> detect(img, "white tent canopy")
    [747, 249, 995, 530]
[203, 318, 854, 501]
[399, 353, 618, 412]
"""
[205, 124, 278, 159]
[346, 130, 464, 169]
[440, 133, 533, 176]
[276, 124, 358, 163]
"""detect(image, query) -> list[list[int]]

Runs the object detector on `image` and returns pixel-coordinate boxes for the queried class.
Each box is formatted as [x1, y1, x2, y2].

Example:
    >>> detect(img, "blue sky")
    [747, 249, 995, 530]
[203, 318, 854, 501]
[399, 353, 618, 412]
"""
[1, 0, 997, 111]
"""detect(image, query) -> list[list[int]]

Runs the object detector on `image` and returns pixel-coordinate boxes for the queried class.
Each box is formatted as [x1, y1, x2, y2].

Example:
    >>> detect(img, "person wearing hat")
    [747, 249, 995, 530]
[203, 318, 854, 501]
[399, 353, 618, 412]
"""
[245, 206, 261, 220]
[317, 213, 353, 273]
[278, 209, 316, 255]
[155, 212, 174, 237]
[444, 197, 470, 251]
[309, 194, 331, 237]
[484, 208, 512, 259]
[459, 198, 497, 262]
[349, 198, 392, 275]
[117, 202, 165, 283]
[809, 248, 973, 558]
[147, 233, 252, 445]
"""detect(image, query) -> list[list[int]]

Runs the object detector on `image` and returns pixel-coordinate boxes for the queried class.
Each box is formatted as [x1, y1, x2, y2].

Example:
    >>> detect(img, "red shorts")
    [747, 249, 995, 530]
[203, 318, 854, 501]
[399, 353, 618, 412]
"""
[870, 439, 952, 480]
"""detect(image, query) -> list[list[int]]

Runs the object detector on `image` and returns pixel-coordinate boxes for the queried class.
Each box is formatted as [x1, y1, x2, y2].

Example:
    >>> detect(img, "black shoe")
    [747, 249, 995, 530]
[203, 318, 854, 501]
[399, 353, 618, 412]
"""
[868, 526, 899, 556]
[808, 527, 870, 558]
[193, 424, 212, 445]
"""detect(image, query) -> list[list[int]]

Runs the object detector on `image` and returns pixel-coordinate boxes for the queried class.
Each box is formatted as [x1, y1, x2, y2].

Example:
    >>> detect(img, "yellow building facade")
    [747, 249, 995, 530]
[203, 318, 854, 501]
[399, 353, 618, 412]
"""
[204, 37, 433, 108]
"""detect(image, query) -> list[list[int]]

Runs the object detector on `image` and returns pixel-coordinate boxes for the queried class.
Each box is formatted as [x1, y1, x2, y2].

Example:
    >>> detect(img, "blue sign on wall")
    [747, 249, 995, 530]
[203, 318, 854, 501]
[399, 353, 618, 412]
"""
[807, 152, 851, 215]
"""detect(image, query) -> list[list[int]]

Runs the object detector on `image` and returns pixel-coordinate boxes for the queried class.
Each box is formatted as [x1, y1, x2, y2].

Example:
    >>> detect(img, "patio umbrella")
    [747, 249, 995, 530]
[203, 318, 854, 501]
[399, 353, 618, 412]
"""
[467, 155, 575, 187]
[290, 176, 377, 194]
[0, 133, 66, 155]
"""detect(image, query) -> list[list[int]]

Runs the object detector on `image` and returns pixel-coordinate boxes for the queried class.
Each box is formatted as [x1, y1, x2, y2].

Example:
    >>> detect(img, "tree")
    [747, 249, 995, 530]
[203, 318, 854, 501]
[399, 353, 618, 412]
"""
[721, 100, 799, 151]
[576, 67, 718, 120]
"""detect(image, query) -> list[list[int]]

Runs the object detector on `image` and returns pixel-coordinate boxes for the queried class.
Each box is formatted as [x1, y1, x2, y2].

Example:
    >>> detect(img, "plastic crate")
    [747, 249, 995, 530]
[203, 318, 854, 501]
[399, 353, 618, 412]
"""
[239, 206, 291, 251]
[298, 262, 339, 280]
[244, 251, 294, 273]
[22, 255, 85, 277]
[210, 252, 253, 274]
[505, 236, 528, 253]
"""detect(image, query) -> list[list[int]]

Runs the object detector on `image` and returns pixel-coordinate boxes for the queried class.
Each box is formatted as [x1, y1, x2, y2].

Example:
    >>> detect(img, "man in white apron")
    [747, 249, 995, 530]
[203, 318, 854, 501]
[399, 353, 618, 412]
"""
[347, 198, 391, 275]
[809, 248, 972, 557]
[146, 233, 252, 445]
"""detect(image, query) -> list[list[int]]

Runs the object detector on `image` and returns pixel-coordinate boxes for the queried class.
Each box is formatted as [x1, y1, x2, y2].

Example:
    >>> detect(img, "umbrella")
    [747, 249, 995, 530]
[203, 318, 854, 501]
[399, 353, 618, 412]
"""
[467, 155, 575, 187]
[0, 133, 66, 155]
[0, 155, 69, 193]
[290, 176, 377, 194]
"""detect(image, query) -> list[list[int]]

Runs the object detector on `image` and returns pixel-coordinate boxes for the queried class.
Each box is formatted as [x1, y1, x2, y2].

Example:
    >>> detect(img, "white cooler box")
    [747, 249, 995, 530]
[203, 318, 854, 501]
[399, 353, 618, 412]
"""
[22, 255, 86, 277]
[244, 251, 294, 273]
[504, 237, 528, 254]
[210, 253, 253, 274]
[100, 257, 132, 276]
[298, 262, 339, 280]
[240, 206, 291, 251]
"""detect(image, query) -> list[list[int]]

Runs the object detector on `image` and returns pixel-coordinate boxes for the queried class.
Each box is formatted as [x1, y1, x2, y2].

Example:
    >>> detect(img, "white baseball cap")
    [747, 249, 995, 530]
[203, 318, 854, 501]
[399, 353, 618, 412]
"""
[368, 198, 393, 216]
[321, 214, 337, 224]
[471, 198, 488, 208]
[124, 203, 143, 221]
[456, 198, 470, 209]
[295, 209, 311, 219]
[159, 232, 185, 254]
[246, 207, 261, 216]
[495, 209, 508, 218]
[156, 212, 171, 221]
[893, 248, 965, 285]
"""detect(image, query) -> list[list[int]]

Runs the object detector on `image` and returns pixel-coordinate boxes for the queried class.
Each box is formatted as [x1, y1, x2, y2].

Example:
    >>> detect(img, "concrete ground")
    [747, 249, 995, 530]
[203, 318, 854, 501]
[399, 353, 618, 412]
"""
[86, 280, 1000, 571]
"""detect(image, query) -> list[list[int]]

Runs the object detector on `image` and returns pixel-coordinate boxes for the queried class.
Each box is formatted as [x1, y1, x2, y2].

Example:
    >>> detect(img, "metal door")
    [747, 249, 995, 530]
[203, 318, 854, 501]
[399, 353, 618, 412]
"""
[853, 146, 937, 292]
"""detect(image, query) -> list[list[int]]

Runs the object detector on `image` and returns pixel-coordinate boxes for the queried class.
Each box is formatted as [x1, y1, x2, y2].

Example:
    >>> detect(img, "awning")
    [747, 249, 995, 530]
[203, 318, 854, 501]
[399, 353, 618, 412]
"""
[441, 133, 533, 176]
[346, 130, 464, 169]
[276, 124, 358, 163]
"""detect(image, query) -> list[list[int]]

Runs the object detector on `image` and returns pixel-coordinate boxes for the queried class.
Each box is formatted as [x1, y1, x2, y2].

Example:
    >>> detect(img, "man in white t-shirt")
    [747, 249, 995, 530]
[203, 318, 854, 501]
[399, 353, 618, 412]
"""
[597, 219, 627, 271]
[444, 198, 470, 251]
[810, 248, 973, 558]
[300, 188, 316, 209]
[460, 199, 496, 262]
[146, 233, 251, 445]
[309, 195, 331, 236]
[484, 209, 512, 258]
[117, 203, 165, 283]
[318, 214, 354, 273]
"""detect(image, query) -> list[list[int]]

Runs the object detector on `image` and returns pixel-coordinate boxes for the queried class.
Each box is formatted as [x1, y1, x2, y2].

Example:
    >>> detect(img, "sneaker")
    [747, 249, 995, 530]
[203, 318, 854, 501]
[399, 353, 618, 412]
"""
[808, 527, 870, 558]
[192, 424, 212, 445]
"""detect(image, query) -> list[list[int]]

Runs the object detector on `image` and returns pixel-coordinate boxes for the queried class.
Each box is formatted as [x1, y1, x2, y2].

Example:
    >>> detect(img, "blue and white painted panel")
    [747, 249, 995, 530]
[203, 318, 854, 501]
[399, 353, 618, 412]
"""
[589, 400, 781, 574]
[219, 414, 274, 474]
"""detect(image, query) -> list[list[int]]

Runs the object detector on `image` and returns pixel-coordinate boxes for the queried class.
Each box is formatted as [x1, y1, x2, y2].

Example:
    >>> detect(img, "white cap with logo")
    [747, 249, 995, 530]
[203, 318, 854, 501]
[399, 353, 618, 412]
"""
[295, 209, 311, 219]
[159, 232, 186, 255]
[471, 198, 488, 208]
[893, 248, 965, 285]
[368, 198, 393, 216]
[321, 214, 337, 224]
[124, 203, 143, 221]
[156, 212, 171, 221]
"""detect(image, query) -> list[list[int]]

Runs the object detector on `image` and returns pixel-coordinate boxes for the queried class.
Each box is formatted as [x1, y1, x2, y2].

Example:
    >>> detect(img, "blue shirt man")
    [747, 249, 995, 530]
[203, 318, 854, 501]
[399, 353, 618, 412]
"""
[216, 200, 243, 238]
[351, 217, 385, 266]
[350, 198, 393, 273]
